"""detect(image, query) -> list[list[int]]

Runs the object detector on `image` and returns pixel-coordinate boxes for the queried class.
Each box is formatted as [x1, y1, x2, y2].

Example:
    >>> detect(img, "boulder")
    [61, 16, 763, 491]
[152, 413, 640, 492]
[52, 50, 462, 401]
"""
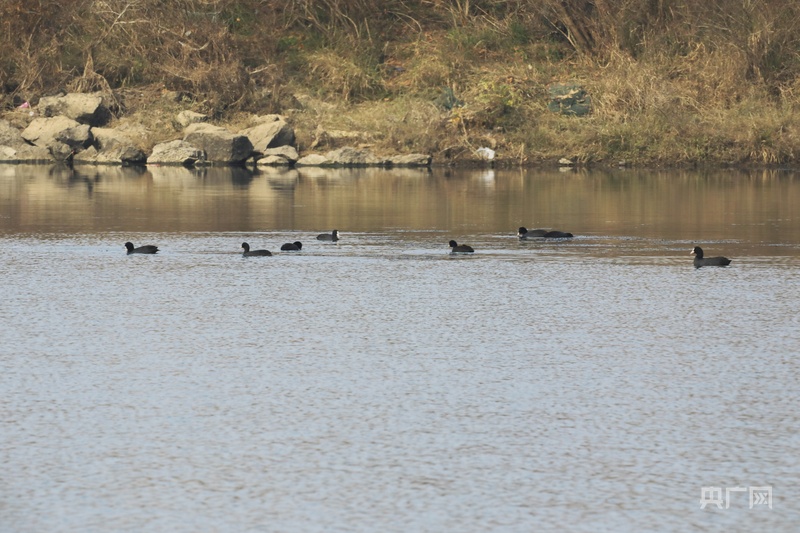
[295, 154, 332, 166]
[174, 110, 208, 129]
[0, 146, 15, 160]
[256, 155, 292, 166]
[22, 116, 84, 146]
[37, 93, 112, 126]
[0, 120, 54, 163]
[388, 154, 432, 167]
[325, 147, 387, 166]
[0, 119, 25, 147]
[49, 142, 78, 161]
[148, 140, 205, 166]
[21, 116, 93, 161]
[256, 146, 299, 166]
[241, 116, 295, 152]
[547, 84, 591, 116]
[55, 124, 93, 150]
[0, 144, 53, 163]
[73, 127, 146, 165]
[183, 123, 253, 164]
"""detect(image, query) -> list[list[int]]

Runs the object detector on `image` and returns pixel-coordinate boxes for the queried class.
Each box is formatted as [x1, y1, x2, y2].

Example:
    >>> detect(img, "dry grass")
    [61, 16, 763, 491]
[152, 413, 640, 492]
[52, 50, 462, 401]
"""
[3, 0, 800, 166]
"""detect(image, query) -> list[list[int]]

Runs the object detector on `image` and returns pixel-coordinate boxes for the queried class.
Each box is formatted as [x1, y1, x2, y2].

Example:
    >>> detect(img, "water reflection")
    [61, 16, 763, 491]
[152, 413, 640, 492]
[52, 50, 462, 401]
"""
[0, 164, 798, 255]
[2, 163, 799, 532]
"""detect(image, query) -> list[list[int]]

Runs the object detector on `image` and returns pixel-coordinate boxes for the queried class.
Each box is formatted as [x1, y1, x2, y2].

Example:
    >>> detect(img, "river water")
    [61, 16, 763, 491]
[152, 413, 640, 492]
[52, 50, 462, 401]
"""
[1, 164, 798, 532]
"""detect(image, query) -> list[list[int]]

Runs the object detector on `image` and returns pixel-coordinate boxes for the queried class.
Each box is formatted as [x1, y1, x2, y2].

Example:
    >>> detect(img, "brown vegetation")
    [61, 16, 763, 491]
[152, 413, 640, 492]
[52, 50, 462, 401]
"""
[2, 0, 800, 165]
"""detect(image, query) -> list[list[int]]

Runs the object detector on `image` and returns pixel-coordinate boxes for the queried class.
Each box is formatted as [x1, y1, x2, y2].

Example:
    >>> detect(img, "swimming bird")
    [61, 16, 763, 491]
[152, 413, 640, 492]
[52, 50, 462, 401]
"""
[125, 242, 159, 254]
[317, 230, 339, 242]
[691, 246, 731, 268]
[281, 241, 303, 251]
[518, 227, 574, 239]
[241, 242, 272, 257]
[449, 240, 474, 253]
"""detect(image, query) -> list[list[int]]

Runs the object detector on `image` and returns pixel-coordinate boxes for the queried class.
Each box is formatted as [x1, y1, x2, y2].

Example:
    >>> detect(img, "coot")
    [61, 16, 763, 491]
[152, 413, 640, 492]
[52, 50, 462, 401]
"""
[281, 241, 303, 251]
[449, 240, 475, 253]
[317, 230, 339, 242]
[691, 246, 731, 268]
[241, 242, 272, 257]
[125, 242, 159, 254]
[518, 227, 573, 239]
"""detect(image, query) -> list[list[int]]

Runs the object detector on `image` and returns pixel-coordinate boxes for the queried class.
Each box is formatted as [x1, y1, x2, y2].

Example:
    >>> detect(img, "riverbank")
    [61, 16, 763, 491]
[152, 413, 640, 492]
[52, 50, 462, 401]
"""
[3, 2, 800, 168]
[4, 74, 798, 170]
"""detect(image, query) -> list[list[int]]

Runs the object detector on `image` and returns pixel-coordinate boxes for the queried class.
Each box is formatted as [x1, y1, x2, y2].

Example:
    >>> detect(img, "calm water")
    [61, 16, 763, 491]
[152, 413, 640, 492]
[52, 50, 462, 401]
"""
[1, 164, 799, 532]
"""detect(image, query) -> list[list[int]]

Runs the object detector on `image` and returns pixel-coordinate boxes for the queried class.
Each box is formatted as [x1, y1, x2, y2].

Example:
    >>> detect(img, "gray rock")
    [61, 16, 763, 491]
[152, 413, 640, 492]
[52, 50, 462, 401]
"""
[548, 84, 591, 116]
[49, 142, 77, 162]
[324, 147, 386, 166]
[295, 154, 332, 166]
[261, 146, 299, 163]
[241, 117, 295, 152]
[73, 127, 146, 165]
[0, 145, 15, 159]
[174, 110, 208, 129]
[21, 117, 92, 161]
[148, 140, 205, 166]
[183, 123, 253, 164]
[38, 93, 112, 126]
[0, 144, 53, 163]
[55, 124, 93, 150]
[256, 154, 292, 166]
[0, 119, 25, 147]
[22, 116, 82, 147]
[388, 154, 432, 167]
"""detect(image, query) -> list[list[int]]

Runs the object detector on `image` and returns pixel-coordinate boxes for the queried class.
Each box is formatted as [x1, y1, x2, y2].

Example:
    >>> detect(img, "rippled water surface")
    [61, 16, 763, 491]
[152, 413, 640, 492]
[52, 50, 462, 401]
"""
[1, 165, 799, 532]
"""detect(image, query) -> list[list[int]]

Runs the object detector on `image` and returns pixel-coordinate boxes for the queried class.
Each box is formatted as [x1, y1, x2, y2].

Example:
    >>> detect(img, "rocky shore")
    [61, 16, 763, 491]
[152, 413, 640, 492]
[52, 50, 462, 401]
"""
[0, 92, 432, 168]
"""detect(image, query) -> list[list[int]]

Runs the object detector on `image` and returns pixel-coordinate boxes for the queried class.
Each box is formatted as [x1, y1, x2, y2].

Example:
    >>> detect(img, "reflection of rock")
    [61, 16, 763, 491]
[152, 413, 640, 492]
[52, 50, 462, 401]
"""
[265, 168, 300, 191]
[230, 166, 256, 187]
[148, 165, 258, 187]
[72, 165, 146, 181]
[258, 166, 299, 178]
[295, 167, 362, 181]
[148, 164, 204, 183]
[295, 166, 336, 180]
